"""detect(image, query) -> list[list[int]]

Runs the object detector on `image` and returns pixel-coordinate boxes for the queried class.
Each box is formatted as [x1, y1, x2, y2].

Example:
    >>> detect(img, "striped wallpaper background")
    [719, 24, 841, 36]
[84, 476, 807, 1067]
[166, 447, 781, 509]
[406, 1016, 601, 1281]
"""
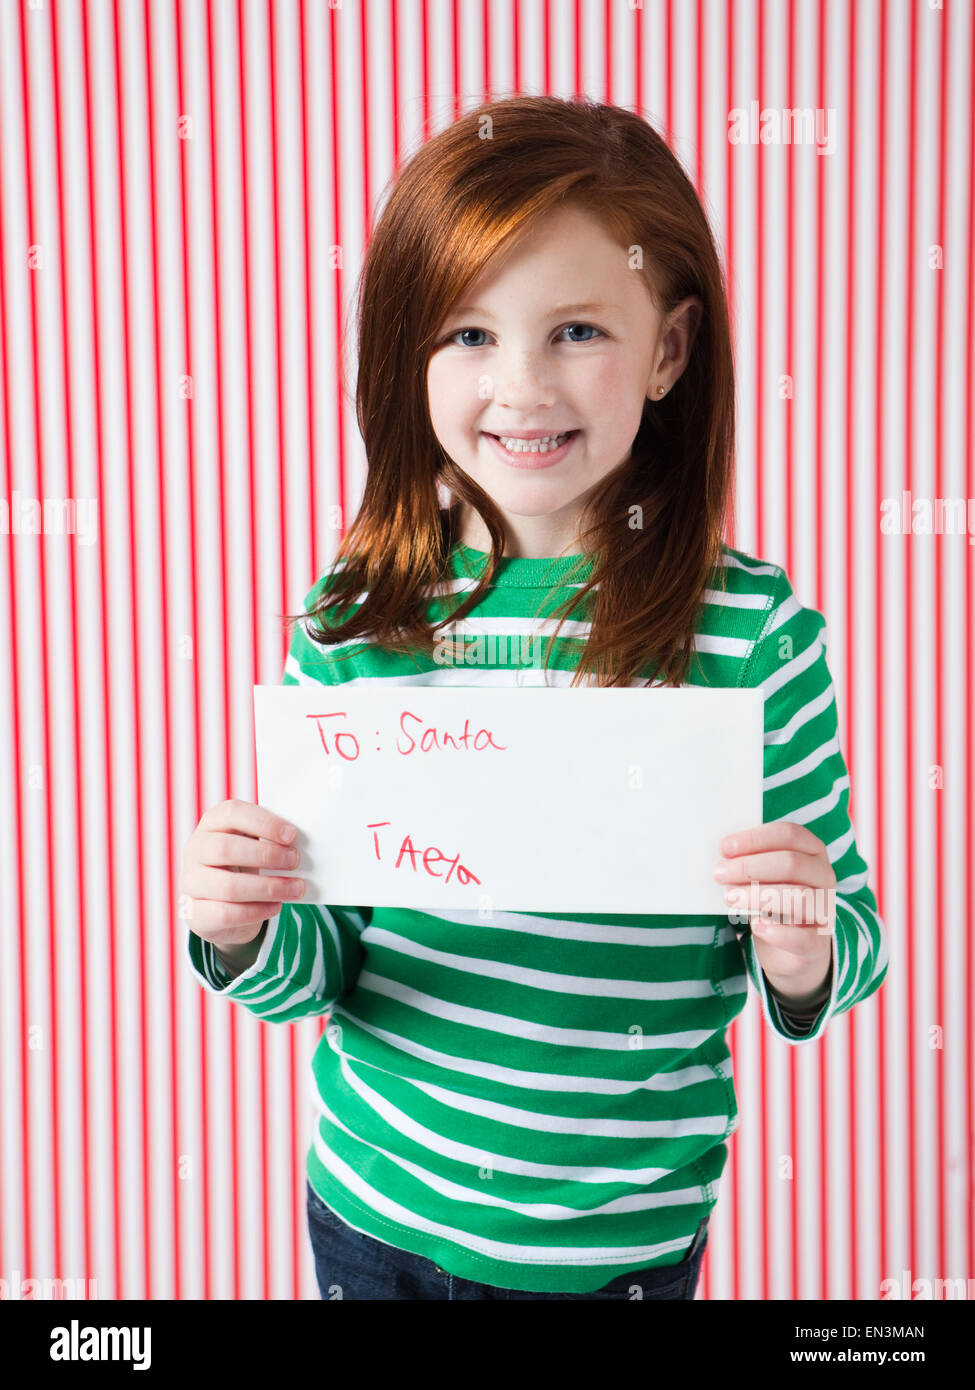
[0, 0, 971, 1302]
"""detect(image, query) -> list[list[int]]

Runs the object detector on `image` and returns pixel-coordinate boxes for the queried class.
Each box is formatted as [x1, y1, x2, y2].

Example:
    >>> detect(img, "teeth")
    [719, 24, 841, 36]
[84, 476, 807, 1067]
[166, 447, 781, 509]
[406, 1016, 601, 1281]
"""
[495, 432, 571, 454]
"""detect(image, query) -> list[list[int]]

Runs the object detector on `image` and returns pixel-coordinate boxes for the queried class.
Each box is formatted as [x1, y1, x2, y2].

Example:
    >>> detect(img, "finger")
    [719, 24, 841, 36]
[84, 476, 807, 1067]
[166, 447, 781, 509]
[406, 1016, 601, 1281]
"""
[723, 882, 836, 927]
[186, 899, 284, 937]
[201, 829, 300, 873]
[715, 848, 834, 890]
[199, 798, 297, 847]
[719, 821, 826, 860]
[747, 919, 833, 974]
[184, 863, 305, 905]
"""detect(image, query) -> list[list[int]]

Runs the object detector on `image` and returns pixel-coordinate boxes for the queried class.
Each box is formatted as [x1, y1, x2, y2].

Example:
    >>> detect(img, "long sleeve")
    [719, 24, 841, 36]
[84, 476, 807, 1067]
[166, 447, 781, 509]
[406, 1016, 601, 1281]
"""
[766, 958, 834, 1035]
[185, 903, 371, 1021]
[184, 568, 371, 1021]
[735, 567, 889, 1044]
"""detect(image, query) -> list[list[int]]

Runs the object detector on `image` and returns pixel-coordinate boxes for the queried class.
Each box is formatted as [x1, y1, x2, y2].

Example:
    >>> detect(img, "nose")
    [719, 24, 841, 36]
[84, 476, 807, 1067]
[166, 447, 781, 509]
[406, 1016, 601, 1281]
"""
[490, 348, 556, 411]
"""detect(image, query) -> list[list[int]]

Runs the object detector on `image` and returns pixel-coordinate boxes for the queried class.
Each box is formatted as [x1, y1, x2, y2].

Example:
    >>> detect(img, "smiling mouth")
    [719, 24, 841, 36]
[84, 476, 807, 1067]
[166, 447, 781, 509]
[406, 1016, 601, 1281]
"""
[486, 430, 579, 455]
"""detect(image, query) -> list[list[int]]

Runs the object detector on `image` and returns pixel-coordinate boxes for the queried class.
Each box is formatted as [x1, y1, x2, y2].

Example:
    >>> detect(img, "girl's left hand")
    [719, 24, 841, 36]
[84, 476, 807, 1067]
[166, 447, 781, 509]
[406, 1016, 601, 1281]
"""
[713, 821, 835, 989]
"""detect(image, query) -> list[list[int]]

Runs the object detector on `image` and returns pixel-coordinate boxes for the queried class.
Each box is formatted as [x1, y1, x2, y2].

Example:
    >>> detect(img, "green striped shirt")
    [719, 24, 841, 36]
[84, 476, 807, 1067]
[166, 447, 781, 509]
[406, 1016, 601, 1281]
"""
[186, 540, 888, 1293]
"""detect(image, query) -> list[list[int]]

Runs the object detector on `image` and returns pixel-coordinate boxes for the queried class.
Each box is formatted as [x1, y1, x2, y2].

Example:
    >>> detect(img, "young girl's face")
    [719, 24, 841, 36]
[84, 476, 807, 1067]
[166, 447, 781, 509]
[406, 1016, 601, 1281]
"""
[426, 202, 673, 558]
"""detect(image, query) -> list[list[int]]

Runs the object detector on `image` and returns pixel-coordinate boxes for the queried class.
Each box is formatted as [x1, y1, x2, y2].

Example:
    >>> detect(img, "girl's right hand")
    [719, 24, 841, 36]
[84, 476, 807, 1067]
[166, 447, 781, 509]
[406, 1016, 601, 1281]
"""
[180, 799, 304, 947]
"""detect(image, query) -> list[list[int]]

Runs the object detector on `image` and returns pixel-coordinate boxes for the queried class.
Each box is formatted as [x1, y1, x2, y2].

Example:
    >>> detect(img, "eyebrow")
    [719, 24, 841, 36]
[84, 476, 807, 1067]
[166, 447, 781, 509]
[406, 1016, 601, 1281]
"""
[445, 301, 619, 318]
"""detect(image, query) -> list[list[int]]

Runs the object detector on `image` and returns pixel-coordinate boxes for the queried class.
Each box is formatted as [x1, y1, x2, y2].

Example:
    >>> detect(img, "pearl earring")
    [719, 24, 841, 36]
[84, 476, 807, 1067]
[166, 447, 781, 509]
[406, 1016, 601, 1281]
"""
[656, 385, 666, 396]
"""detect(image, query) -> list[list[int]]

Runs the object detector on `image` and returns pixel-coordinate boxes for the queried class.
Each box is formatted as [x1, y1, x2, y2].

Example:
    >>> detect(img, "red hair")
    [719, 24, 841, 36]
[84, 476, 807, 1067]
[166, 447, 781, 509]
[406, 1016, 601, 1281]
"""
[288, 95, 736, 687]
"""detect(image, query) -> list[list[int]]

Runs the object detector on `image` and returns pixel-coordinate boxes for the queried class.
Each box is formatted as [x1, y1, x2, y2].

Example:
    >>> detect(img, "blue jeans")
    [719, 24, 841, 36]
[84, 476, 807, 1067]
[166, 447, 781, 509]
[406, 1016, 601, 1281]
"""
[307, 1180, 709, 1300]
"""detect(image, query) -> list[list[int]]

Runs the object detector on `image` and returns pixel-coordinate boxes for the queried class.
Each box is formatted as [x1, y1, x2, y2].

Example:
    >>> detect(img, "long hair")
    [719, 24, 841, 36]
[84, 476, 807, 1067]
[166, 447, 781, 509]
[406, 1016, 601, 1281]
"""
[286, 95, 736, 687]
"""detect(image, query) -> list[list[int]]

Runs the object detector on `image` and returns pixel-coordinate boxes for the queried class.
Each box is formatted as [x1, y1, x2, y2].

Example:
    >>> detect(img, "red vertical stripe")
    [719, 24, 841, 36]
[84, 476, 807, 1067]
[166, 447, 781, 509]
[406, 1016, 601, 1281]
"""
[905, 0, 918, 1281]
[391, 0, 401, 169]
[300, 0, 316, 582]
[633, 0, 641, 119]
[573, 0, 581, 99]
[266, 0, 296, 1298]
[79, 0, 124, 1297]
[784, 0, 799, 1304]
[359, 2, 371, 240]
[966, 0, 975, 1287]
[694, 0, 703, 195]
[933, 0, 949, 1282]
[234, 0, 272, 1302]
[665, 0, 673, 147]
[0, 0, 31, 1291]
[726, 0, 739, 1303]
[108, 0, 153, 1297]
[142, 0, 182, 1300]
[843, 0, 858, 1299]
[173, 0, 212, 1302]
[0, 134, 9, 1277]
[725, 0, 735, 554]
[421, 0, 430, 135]
[874, 0, 890, 1290]
[328, 4, 349, 530]
[297, 0, 317, 1298]
[204, 0, 239, 1300]
[17, 0, 63, 1281]
[814, 0, 828, 1303]
[755, 0, 769, 1306]
[603, 0, 610, 101]
[48, 0, 93, 1286]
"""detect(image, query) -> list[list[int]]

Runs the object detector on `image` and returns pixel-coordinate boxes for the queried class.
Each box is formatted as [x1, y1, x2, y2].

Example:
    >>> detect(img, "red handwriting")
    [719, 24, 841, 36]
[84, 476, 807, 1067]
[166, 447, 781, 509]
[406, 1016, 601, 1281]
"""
[307, 712, 360, 760]
[367, 820, 482, 887]
[396, 710, 508, 755]
[307, 709, 508, 760]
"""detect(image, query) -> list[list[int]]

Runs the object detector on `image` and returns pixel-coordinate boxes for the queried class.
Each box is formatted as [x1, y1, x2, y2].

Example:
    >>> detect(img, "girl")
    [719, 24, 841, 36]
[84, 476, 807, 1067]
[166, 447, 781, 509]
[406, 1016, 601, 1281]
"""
[181, 95, 888, 1301]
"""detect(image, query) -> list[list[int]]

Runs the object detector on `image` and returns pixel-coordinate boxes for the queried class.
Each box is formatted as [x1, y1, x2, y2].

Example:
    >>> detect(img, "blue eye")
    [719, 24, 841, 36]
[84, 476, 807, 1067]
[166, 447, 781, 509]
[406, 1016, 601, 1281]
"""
[559, 323, 601, 342]
[449, 328, 489, 348]
[444, 323, 602, 347]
